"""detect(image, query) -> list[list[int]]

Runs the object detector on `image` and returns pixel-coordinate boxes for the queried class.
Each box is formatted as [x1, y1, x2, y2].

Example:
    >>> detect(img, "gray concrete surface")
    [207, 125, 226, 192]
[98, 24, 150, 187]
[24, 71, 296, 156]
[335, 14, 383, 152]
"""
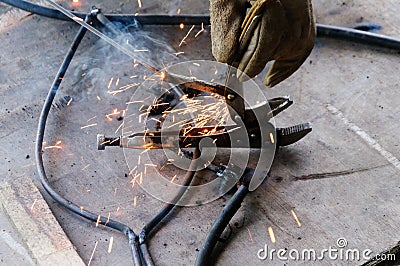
[1, 0, 400, 265]
[0, 205, 34, 266]
[0, 177, 85, 265]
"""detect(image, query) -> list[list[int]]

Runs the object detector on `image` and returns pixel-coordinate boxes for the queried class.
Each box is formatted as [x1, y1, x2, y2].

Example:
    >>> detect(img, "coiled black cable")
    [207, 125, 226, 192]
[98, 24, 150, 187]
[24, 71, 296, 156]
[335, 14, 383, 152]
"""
[195, 185, 249, 266]
[32, 10, 204, 266]
[33, 8, 206, 266]
[34, 12, 142, 265]
[139, 147, 200, 265]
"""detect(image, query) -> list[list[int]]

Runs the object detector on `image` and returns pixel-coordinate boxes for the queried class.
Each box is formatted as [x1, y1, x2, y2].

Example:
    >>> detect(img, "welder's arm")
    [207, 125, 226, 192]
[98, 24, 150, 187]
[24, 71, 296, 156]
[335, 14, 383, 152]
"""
[210, 0, 316, 87]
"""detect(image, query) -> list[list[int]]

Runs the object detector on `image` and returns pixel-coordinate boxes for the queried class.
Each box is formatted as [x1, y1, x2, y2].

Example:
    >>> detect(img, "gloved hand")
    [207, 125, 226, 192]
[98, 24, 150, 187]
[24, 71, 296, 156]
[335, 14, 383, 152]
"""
[210, 0, 316, 87]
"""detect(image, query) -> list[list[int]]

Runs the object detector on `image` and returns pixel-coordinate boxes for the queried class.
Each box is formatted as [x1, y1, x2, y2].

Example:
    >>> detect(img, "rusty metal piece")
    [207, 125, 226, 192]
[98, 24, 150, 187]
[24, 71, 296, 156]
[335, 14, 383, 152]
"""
[97, 122, 312, 150]
[97, 80, 311, 151]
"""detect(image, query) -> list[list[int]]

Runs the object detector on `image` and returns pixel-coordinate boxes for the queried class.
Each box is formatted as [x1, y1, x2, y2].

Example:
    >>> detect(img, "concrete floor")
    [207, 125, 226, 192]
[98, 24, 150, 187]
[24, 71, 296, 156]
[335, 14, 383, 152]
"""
[0, 205, 34, 266]
[1, 0, 400, 265]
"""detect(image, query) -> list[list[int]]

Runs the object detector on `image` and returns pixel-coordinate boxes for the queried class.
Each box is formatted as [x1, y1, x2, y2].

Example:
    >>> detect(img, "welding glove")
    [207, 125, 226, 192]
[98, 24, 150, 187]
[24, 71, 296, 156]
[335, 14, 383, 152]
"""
[210, 0, 316, 87]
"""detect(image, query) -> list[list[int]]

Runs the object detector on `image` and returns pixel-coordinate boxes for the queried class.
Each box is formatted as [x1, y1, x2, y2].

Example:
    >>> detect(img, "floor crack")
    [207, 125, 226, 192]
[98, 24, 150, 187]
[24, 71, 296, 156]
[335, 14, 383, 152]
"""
[292, 164, 389, 181]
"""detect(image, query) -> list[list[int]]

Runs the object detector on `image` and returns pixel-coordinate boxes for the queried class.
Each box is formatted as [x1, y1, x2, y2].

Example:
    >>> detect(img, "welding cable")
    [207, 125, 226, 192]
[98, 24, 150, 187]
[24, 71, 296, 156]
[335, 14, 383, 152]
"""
[34, 13, 142, 266]
[0, 0, 208, 25]
[195, 185, 249, 266]
[139, 147, 201, 266]
[2, 0, 400, 50]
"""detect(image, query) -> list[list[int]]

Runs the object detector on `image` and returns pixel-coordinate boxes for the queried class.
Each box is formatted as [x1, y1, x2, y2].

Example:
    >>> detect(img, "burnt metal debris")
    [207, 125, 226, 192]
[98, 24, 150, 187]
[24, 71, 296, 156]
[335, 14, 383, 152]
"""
[2, 0, 399, 265]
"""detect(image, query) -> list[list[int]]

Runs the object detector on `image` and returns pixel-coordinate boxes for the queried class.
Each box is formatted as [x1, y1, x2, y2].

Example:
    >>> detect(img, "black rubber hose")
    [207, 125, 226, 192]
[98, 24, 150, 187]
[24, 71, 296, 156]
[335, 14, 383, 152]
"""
[139, 244, 155, 266]
[0, 0, 209, 25]
[195, 185, 249, 266]
[316, 24, 400, 50]
[2, 0, 400, 50]
[34, 14, 142, 266]
[140, 148, 200, 241]
[139, 147, 200, 265]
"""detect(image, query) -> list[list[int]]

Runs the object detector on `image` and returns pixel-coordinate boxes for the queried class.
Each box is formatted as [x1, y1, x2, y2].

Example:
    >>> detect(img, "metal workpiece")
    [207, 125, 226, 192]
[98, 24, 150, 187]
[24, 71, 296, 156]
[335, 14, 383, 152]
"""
[97, 93, 311, 151]
[98, 127, 274, 150]
[96, 134, 121, 150]
[266, 95, 294, 117]
[277, 123, 313, 147]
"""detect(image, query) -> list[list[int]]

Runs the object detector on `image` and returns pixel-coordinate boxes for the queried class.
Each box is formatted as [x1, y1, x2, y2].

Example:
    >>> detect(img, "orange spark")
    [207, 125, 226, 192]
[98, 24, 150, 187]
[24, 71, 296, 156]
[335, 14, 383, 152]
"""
[130, 177, 137, 187]
[105, 109, 124, 120]
[269, 132, 275, 144]
[179, 25, 195, 46]
[158, 71, 166, 81]
[22, 163, 35, 168]
[87, 116, 97, 122]
[96, 215, 101, 227]
[107, 83, 140, 95]
[108, 237, 114, 253]
[129, 166, 138, 176]
[114, 122, 124, 134]
[170, 174, 177, 183]
[247, 228, 253, 242]
[80, 123, 97, 129]
[179, 23, 184, 30]
[291, 210, 302, 227]
[88, 241, 98, 266]
[44, 140, 62, 150]
[268, 227, 276, 243]
[105, 212, 111, 226]
[126, 100, 144, 105]
[195, 23, 205, 38]
[66, 97, 73, 106]
[139, 172, 143, 184]
[30, 199, 37, 211]
[107, 77, 114, 89]
[133, 196, 137, 207]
